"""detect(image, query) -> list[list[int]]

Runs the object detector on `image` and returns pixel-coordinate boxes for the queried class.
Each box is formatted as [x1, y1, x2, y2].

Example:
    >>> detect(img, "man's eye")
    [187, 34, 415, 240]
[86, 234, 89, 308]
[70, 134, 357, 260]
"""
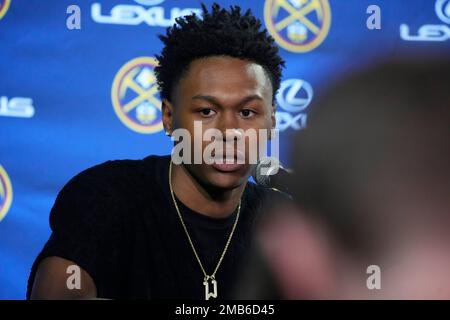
[199, 108, 216, 117]
[240, 109, 256, 118]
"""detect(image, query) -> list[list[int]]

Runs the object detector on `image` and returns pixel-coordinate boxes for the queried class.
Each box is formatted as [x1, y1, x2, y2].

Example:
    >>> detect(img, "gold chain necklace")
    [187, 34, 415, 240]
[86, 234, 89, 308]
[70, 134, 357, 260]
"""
[168, 161, 241, 300]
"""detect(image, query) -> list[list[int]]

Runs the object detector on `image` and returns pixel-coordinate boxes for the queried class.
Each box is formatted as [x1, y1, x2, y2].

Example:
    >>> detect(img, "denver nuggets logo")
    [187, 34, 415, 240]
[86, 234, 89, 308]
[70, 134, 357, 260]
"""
[0, 165, 13, 222]
[0, 0, 11, 20]
[264, 0, 331, 53]
[111, 57, 163, 134]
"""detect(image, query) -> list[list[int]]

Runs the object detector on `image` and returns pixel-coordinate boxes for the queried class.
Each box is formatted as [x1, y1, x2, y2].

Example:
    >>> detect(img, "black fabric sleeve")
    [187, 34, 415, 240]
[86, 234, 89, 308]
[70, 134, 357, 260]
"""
[26, 162, 121, 299]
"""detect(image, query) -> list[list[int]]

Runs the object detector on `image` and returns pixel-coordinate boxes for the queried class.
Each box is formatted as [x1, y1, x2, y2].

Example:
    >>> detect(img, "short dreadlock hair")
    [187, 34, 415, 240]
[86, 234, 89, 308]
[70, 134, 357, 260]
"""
[154, 2, 285, 103]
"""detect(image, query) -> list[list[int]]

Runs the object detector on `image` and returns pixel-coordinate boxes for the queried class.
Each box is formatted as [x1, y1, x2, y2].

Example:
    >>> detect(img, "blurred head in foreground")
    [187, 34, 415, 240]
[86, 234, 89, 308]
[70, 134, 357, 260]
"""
[250, 58, 450, 299]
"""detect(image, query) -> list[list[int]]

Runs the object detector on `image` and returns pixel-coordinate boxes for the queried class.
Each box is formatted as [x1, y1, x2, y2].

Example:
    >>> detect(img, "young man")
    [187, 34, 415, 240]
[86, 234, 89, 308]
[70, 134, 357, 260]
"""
[27, 3, 285, 299]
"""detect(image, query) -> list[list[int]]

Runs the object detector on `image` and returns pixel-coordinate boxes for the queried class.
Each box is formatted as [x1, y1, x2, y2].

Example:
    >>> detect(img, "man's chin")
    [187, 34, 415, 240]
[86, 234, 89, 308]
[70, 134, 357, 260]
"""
[182, 162, 250, 191]
[205, 166, 249, 190]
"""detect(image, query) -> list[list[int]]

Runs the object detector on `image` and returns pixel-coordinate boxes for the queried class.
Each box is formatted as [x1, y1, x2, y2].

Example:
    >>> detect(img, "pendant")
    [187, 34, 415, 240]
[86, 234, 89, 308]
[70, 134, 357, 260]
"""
[203, 276, 218, 300]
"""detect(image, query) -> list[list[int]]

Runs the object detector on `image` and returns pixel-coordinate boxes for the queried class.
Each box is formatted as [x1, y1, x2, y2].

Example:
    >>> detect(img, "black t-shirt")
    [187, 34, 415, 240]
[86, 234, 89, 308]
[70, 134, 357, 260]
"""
[26, 155, 283, 299]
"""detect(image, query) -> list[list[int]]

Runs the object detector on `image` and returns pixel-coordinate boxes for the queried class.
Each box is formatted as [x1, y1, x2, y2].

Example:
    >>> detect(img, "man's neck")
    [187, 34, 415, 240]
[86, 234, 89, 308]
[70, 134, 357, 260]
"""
[171, 163, 246, 219]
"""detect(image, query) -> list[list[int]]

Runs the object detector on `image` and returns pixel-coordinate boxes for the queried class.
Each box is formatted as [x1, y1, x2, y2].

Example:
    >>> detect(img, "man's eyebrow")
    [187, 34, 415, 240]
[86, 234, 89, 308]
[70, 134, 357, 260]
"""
[191, 94, 264, 106]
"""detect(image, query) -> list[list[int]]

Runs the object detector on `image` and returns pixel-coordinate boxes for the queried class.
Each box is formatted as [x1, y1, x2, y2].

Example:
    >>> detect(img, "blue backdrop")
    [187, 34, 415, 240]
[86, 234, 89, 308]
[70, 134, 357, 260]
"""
[1, 0, 449, 299]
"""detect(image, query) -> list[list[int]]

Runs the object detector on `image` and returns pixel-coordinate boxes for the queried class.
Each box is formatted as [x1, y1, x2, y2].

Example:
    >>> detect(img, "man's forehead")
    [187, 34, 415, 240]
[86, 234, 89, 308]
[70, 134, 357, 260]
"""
[177, 56, 272, 99]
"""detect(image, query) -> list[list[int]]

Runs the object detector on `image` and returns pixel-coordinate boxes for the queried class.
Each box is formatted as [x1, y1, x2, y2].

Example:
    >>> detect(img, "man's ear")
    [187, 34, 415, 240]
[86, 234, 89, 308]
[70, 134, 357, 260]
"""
[162, 98, 173, 135]
[271, 103, 276, 130]
[268, 103, 276, 140]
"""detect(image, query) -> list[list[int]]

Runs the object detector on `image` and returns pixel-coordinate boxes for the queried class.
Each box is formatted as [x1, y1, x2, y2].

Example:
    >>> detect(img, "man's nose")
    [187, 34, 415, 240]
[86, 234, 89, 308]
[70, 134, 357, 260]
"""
[223, 128, 243, 142]
[218, 112, 242, 142]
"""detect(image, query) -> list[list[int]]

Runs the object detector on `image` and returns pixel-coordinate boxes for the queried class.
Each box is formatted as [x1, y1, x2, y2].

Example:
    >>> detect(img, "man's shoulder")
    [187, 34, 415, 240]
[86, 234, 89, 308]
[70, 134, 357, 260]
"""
[59, 154, 170, 200]
[245, 181, 290, 201]
[71, 154, 169, 184]
[49, 154, 170, 223]
[244, 181, 292, 213]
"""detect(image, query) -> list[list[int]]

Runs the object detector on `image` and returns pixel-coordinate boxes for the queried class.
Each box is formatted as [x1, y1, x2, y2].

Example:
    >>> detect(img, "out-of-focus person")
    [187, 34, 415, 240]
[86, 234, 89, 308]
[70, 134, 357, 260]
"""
[236, 58, 450, 299]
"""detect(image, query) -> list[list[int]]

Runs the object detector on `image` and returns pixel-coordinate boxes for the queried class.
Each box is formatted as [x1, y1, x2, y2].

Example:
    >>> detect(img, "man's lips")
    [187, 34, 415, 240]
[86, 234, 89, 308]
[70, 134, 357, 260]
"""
[211, 162, 245, 172]
[206, 149, 246, 172]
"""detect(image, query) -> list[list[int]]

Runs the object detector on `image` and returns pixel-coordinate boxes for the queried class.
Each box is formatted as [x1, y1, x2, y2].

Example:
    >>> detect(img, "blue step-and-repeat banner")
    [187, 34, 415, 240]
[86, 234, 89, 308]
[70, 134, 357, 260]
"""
[1, 0, 449, 299]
